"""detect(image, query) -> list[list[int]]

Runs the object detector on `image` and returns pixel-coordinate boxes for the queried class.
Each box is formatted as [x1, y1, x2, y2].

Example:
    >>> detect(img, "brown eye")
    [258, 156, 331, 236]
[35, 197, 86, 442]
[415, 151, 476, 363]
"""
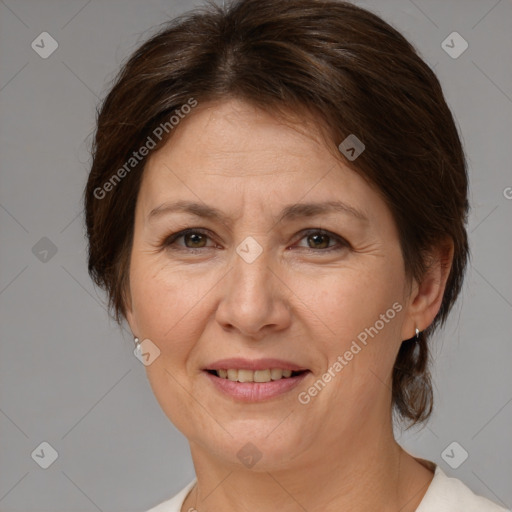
[163, 228, 349, 254]
[295, 229, 349, 252]
[183, 232, 208, 248]
[163, 229, 214, 250]
[306, 233, 331, 249]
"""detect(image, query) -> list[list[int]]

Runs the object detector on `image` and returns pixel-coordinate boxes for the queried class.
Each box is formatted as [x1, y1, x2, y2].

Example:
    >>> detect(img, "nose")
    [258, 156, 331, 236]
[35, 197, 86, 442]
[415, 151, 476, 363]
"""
[214, 245, 292, 340]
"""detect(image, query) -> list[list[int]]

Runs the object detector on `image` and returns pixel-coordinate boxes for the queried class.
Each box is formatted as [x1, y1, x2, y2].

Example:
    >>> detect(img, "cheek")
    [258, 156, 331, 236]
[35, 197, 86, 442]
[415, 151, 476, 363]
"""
[129, 258, 206, 422]
[130, 262, 174, 336]
[129, 254, 224, 364]
[302, 274, 405, 416]
[302, 267, 404, 344]
[129, 257, 190, 349]
[300, 265, 406, 405]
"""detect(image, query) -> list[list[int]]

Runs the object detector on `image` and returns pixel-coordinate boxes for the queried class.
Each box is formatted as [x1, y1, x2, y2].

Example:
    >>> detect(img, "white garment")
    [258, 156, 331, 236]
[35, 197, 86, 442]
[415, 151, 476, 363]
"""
[144, 464, 509, 512]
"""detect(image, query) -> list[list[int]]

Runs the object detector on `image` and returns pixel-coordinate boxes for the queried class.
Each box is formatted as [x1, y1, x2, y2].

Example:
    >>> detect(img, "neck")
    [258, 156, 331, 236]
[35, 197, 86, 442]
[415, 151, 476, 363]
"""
[182, 418, 434, 512]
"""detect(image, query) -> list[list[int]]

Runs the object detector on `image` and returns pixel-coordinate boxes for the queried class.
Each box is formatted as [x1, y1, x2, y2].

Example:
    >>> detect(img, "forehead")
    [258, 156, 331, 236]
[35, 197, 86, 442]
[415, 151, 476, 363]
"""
[136, 98, 389, 227]
[149, 98, 339, 174]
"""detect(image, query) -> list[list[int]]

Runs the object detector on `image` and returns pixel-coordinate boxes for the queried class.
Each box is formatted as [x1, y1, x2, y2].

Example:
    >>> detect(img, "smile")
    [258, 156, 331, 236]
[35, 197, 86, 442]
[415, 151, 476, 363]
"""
[208, 368, 304, 382]
[203, 362, 310, 401]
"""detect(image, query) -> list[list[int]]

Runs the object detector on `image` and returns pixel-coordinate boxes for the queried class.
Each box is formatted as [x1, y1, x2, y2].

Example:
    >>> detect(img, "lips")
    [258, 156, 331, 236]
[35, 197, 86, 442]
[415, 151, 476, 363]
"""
[203, 358, 310, 401]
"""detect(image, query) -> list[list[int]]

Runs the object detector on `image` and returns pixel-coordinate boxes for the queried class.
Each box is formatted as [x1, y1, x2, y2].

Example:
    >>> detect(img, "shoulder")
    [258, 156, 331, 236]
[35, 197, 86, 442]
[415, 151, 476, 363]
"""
[143, 479, 196, 512]
[142, 468, 509, 512]
[416, 465, 509, 512]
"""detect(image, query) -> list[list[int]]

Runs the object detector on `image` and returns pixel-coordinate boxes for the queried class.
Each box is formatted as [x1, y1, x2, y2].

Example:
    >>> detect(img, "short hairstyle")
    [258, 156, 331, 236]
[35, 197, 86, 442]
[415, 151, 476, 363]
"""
[84, 0, 469, 426]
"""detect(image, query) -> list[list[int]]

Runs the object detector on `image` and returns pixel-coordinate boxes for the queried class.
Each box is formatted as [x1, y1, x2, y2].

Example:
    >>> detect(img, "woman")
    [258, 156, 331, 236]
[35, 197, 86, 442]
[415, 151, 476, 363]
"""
[84, 0, 507, 510]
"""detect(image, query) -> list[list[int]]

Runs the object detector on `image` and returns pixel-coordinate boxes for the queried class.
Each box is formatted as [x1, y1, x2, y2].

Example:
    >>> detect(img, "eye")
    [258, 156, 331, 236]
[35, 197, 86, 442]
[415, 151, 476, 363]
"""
[162, 228, 349, 253]
[163, 229, 215, 250]
[293, 229, 350, 252]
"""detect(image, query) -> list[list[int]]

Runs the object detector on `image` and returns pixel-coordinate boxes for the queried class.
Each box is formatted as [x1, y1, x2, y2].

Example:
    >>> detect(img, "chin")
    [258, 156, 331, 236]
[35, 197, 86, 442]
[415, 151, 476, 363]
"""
[190, 420, 311, 470]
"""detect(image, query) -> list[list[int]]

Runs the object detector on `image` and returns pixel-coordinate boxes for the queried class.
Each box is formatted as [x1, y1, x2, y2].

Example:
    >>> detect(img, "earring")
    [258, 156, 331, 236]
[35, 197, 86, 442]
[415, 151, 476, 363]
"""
[134, 337, 141, 354]
[415, 328, 420, 340]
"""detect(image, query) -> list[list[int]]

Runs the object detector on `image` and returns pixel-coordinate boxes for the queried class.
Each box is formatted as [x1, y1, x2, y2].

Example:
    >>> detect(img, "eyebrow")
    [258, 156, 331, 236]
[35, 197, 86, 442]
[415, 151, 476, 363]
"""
[147, 199, 368, 225]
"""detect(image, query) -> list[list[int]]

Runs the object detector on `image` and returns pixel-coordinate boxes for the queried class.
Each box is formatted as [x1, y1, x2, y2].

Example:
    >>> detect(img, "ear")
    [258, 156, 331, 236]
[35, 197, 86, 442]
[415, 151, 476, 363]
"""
[401, 238, 454, 340]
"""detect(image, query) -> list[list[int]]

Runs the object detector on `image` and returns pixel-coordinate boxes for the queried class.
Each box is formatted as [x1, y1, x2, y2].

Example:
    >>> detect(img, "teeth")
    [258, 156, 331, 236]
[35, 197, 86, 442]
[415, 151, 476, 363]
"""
[271, 368, 284, 380]
[254, 369, 271, 382]
[237, 369, 253, 382]
[214, 368, 297, 382]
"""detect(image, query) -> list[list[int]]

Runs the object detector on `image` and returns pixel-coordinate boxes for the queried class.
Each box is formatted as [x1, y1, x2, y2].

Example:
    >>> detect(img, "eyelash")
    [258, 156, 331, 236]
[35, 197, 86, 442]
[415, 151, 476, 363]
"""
[161, 228, 350, 253]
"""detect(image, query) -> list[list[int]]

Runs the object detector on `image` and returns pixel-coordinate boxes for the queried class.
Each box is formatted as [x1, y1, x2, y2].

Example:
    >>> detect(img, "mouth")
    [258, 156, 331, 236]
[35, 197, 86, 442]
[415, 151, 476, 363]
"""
[202, 359, 310, 401]
[205, 368, 307, 382]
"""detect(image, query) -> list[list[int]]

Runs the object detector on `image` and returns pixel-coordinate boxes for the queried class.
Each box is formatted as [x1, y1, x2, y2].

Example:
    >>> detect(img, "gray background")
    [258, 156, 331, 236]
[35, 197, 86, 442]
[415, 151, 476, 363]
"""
[0, 0, 511, 510]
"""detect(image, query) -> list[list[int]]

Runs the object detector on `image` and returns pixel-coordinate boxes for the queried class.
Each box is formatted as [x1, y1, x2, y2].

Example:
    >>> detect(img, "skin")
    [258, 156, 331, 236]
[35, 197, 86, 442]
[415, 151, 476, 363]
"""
[125, 98, 453, 512]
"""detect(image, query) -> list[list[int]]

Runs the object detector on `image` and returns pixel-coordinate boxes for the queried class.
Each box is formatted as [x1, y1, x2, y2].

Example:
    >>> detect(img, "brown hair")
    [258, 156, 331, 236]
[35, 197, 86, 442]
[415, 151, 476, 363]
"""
[84, 0, 469, 426]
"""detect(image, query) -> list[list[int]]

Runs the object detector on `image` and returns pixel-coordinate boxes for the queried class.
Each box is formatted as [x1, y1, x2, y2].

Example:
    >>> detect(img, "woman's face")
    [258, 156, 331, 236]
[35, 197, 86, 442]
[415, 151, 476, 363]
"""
[126, 98, 417, 469]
